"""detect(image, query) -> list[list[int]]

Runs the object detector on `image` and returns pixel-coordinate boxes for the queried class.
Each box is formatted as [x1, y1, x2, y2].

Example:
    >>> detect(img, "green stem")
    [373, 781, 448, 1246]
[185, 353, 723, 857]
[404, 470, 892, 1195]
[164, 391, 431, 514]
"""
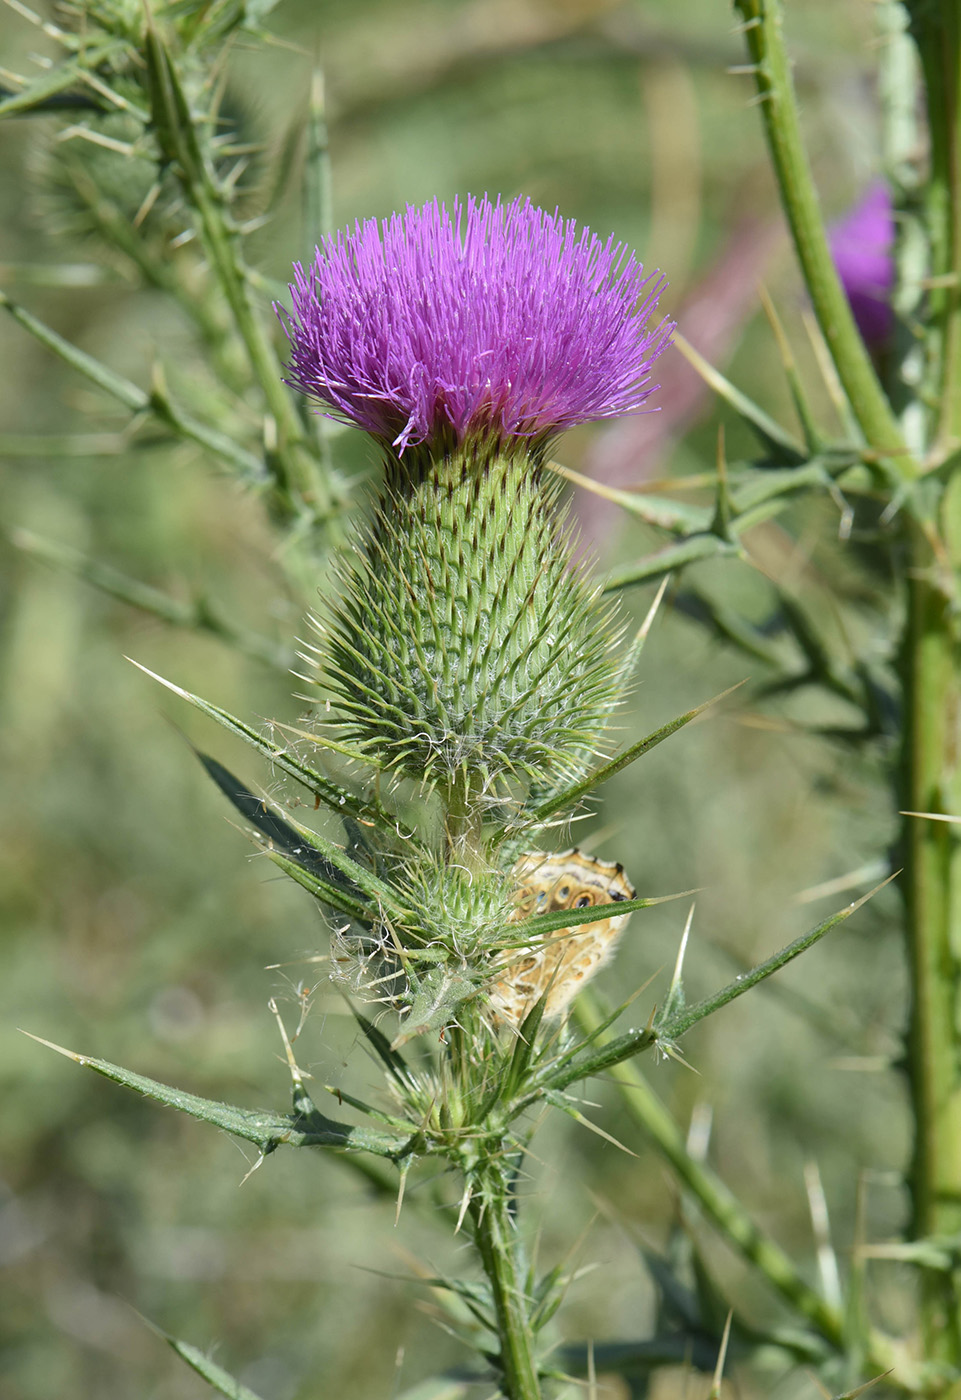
[731, 0, 914, 478]
[143, 16, 336, 524]
[901, 520, 961, 1366]
[892, 0, 961, 1366]
[469, 1163, 541, 1400]
[906, 0, 961, 450]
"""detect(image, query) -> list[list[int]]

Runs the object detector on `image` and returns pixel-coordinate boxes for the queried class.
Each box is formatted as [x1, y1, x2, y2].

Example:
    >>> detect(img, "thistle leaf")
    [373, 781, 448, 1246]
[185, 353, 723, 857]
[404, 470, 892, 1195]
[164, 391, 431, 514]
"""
[128, 660, 380, 822]
[351, 1010, 417, 1091]
[672, 331, 806, 463]
[529, 684, 744, 824]
[160, 1332, 267, 1400]
[142, 11, 207, 188]
[0, 55, 122, 118]
[195, 750, 370, 899]
[12, 530, 291, 670]
[261, 849, 374, 923]
[501, 890, 689, 947]
[22, 1032, 406, 1158]
[545, 875, 898, 1090]
[0, 293, 263, 477]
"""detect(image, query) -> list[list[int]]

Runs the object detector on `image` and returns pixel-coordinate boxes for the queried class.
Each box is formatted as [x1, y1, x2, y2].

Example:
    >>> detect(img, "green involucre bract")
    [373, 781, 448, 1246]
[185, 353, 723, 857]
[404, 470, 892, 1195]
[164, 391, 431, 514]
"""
[311, 447, 624, 794]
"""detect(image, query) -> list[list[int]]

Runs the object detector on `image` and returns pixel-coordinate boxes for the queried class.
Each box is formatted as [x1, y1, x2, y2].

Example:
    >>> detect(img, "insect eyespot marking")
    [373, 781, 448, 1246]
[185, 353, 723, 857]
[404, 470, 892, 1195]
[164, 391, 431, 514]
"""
[557, 884, 571, 899]
[574, 895, 592, 908]
[610, 891, 628, 902]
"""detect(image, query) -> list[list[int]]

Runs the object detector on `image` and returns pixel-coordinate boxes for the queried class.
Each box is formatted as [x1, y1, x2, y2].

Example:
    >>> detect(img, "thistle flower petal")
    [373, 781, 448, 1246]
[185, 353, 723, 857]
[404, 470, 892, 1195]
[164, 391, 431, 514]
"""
[281, 195, 673, 450]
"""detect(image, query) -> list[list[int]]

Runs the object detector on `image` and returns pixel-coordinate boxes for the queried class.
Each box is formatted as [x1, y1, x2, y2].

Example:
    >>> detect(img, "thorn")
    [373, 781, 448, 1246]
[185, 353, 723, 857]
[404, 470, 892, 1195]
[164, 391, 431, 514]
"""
[268, 997, 313, 1112]
[238, 1148, 267, 1187]
[804, 1160, 842, 1309]
[659, 1041, 699, 1074]
[826, 478, 854, 542]
[638, 573, 671, 643]
[394, 1159, 410, 1227]
[454, 1181, 473, 1235]
[19, 1029, 89, 1063]
[668, 903, 695, 1005]
[709, 1309, 734, 1398]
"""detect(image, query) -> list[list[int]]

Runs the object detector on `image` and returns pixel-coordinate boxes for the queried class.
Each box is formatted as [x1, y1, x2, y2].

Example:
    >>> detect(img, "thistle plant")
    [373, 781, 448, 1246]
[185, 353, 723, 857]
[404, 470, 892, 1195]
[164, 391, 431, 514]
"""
[8, 0, 961, 1397]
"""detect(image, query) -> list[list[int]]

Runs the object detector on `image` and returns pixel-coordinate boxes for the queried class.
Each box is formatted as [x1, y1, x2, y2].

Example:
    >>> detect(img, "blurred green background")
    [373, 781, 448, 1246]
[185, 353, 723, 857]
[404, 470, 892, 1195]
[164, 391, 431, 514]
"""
[0, 1, 909, 1396]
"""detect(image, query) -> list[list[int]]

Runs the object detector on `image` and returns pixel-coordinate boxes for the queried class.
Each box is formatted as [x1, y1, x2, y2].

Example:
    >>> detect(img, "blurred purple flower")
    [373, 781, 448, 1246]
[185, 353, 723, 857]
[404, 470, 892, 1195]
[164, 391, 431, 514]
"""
[281, 195, 673, 452]
[829, 181, 894, 347]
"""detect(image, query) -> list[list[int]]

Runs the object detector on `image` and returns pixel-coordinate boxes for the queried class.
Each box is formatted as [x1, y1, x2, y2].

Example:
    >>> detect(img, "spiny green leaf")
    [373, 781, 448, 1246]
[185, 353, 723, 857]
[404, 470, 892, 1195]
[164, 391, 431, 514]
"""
[195, 750, 369, 897]
[0, 288, 146, 409]
[351, 1010, 416, 1090]
[128, 659, 381, 822]
[12, 529, 290, 670]
[545, 875, 897, 1091]
[143, 10, 207, 187]
[529, 684, 744, 824]
[262, 848, 374, 923]
[501, 891, 688, 948]
[160, 1332, 267, 1400]
[673, 331, 806, 463]
[22, 1032, 407, 1158]
[604, 533, 738, 591]
[558, 1335, 722, 1373]
[0, 292, 263, 477]
[0, 45, 125, 118]
[548, 460, 711, 532]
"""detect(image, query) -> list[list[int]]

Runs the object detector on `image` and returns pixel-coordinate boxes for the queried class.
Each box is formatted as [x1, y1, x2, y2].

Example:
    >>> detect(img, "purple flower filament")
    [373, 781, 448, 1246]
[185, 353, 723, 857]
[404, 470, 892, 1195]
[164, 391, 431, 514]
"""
[281, 196, 673, 453]
[829, 181, 895, 348]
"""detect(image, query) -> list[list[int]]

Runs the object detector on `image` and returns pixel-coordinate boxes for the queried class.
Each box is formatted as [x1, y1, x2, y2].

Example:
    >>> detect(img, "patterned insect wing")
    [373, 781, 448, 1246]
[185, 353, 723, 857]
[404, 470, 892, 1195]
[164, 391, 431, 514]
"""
[491, 849, 635, 1027]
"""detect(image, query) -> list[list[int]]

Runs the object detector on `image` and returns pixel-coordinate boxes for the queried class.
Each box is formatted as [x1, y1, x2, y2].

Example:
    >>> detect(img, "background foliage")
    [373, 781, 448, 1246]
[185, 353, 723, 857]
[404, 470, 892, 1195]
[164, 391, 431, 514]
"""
[0, 1, 908, 1396]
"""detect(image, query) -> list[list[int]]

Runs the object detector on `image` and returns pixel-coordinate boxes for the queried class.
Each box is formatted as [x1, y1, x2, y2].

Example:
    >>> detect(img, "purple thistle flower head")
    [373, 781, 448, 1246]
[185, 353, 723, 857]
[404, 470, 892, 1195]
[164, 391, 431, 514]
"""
[829, 181, 895, 348]
[281, 195, 673, 454]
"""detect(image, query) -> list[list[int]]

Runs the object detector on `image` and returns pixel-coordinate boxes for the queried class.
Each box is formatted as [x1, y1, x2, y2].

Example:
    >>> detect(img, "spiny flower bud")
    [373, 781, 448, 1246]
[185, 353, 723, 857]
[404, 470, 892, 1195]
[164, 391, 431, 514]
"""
[315, 450, 622, 791]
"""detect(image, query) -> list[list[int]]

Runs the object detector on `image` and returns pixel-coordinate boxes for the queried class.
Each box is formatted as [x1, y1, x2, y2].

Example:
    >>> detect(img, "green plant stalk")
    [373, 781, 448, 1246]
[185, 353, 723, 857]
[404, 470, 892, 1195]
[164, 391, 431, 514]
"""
[11, 529, 292, 671]
[907, 0, 961, 449]
[731, 0, 913, 478]
[0, 291, 264, 480]
[468, 1168, 541, 1400]
[901, 521, 961, 1365]
[881, 1, 961, 1364]
[143, 18, 335, 522]
[571, 996, 915, 1387]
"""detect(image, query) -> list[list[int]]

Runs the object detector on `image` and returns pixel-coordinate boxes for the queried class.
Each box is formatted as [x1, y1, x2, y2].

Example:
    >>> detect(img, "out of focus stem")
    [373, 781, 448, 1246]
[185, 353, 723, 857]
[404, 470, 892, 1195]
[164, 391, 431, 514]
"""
[901, 528, 961, 1366]
[736, 0, 961, 1367]
[731, 0, 915, 481]
[572, 994, 916, 1384]
[907, 0, 961, 450]
[893, 0, 961, 1366]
